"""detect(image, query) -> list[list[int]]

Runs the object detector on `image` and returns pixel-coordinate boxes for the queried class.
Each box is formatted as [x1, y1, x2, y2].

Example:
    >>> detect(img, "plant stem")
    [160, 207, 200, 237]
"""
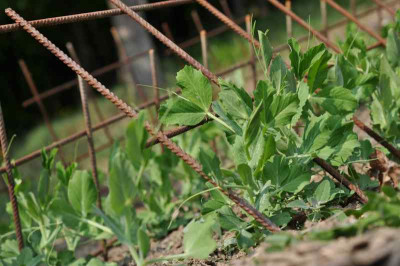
[206, 112, 235, 133]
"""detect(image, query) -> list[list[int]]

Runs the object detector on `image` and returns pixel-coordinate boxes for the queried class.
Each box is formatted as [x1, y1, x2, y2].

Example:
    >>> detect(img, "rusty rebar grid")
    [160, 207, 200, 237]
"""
[266, 0, 341, 53]
[0, 54, 251, 175]
[0, 0, 194, 34]
[324, 0, 387, 47]
[18, 60, 67, 165]
[22, 49, 149, 108]
[5, 7, 279, 232]
[0, 103, 24, 251]
[191, 9, 204, 33]
[353, 116, 400, 160]
[370, 0, 396, 17]
[66, 42, 107, 258]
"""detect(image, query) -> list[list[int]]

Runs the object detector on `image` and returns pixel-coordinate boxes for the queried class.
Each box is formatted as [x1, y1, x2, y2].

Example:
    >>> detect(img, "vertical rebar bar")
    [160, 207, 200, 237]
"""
[161, 22, 175, 43]
[65, 43, 114, 144]
[149, 49, 160, 116]
[351, 0, 357, 17]
[285, 0, 293, 39]
[320, 0, 329, 38]
[200, 30, 208, 69]
[0, 103, 24, 251]
[191, 9, 204, 33]
[245, 15, 257, 92]
[18, 60, 67, 165]
[65, 42, 107, 259]
[110, 27, 146, 102]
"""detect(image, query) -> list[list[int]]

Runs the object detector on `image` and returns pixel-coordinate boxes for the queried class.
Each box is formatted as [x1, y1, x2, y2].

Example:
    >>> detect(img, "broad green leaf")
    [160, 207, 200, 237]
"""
[288, 38, 301, 79]
[176, 65, 212, 111]
[314, 180, 331, 204]
[108, 152, 137, 216]
[387, 28, 400, 67]
[258, 30, 273, 71]
[270, 212, 292, 228]
[125, 112, 151, 170]
[270, 55, 296, 92]
[237, 164, 257, 189]
[310, 87, 358, 114]
[291, 82, 309, 125]
[263, 155, 291, 187]
[307, 48, 331, 93]
[244, 101, 263, 156]
[212, 101, 243, 136]
[159, 98, 206, 126]
[37, 169, 50, 205]
[199, 148, 222, 181]
[68, 170, 97, 217]
[218, 206, 247, 231]
[183, 217, 217, 259]
[249, 133, 276, 175]
[237, 230, 255, 249]
[218, 80, 252, 120]
[371, 94, 388, 131]
[335, 55, 358, 89]
[137, 227, 150, 258]
[281, 174, 310, 194]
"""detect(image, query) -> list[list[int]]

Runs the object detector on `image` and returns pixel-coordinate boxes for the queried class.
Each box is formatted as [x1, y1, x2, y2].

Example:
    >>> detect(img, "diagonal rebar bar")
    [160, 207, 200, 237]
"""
[5, 7, 280, 232]
[0, 103, 24, 250]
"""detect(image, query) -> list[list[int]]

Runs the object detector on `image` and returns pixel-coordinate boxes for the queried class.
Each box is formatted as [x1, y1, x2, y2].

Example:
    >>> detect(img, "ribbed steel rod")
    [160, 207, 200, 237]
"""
[0, 103, 24, 250]
[0, 0, 194, 33]
[5, 7, 279, 232]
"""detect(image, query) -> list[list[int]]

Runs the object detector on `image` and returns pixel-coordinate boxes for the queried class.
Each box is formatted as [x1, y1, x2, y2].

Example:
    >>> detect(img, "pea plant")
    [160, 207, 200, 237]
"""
[1, 14, 400, 265]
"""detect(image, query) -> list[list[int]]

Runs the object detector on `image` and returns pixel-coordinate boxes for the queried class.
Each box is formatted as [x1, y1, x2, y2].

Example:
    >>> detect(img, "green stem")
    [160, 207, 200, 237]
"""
[206, 112, 235, 134]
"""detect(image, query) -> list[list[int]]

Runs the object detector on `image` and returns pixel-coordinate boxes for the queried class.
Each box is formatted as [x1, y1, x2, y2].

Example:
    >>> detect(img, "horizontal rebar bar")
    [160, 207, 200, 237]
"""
[0, 0, 194, 34]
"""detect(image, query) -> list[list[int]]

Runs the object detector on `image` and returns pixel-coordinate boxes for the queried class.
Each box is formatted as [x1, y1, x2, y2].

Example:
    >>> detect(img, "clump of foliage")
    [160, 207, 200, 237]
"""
[1, 12, 400, 265]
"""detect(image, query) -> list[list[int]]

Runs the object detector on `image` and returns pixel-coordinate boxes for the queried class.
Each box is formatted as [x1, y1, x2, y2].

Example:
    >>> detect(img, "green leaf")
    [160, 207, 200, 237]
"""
[335, 55, 358, 90]
[237, 230, 255, 249]
[314, 180, 331, 204]
[310, 87, 358, 114]
[212, 102, 243, 136]
[218, 79, 252, 120]
[199, 148, 222, 181]
[244, 101, 263, 156]
[137, 227, 150, 258]
[270, 55, 296, 92]
[258, 30, 273, 71]
[108, 152, 137, 216]
[307, 47, 331, 93]
[68, 170, 97, 217]
[288, 38, 301, 79]
[183, 217, 217, 259]
[281, 174, 310, 194]
[126, 112, 151, 170]
[387, 28, 400, 67]
[159, 98, 206, 126]
[270, 212, 292, 228]
[218, 206, 247, 231]
[37, 169, 50, 205]
[87, 258, 118, 266]
[176, 65, 213, 111]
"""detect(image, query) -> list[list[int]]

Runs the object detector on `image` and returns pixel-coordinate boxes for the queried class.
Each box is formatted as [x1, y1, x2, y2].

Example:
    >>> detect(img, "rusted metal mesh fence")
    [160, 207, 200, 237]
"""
[0, 0, 399, 253]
